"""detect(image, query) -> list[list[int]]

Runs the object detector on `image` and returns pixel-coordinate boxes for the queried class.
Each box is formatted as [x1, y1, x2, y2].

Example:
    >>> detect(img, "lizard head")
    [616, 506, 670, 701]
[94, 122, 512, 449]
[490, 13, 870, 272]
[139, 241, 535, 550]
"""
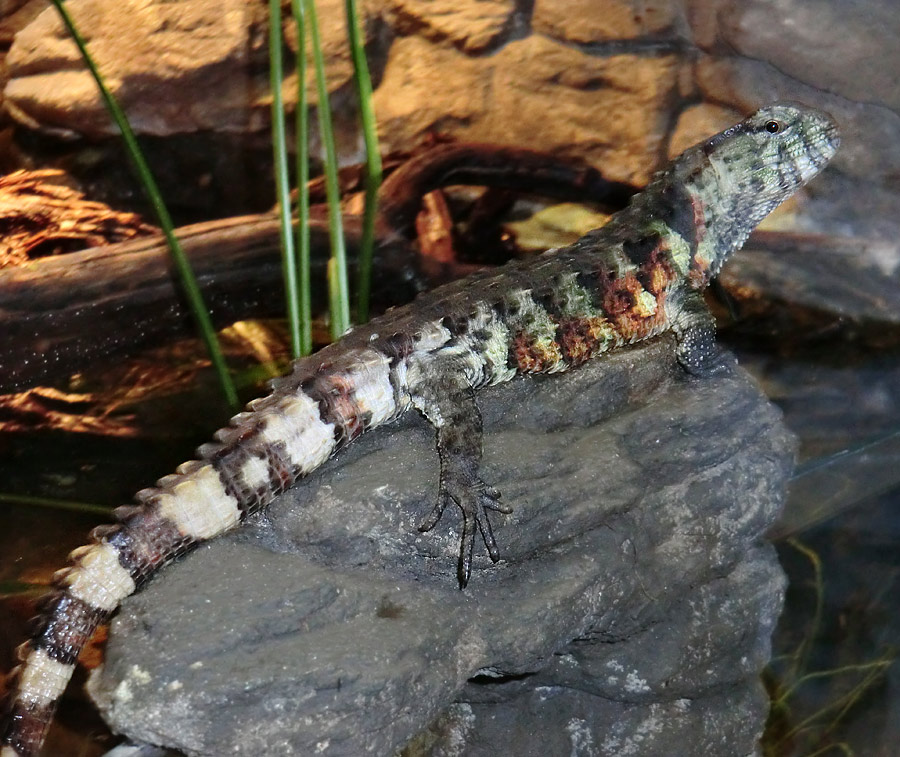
[697, 102, 840, 199]
[667, 101, 841, 282]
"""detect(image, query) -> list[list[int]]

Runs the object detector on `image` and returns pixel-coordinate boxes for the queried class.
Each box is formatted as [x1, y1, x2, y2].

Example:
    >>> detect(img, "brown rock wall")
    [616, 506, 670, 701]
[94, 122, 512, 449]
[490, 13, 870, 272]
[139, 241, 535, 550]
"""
[3, 0, 899, 229]
[375, 34, 681, 184]
[666, 101, 741, 159]
[5, 0, 268, 137]
[383, 0, 516, 53]
[533, 0, 684, 43]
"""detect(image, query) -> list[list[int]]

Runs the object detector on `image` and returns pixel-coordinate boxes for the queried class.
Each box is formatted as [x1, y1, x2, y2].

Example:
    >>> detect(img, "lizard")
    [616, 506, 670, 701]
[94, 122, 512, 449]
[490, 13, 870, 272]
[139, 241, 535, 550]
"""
[1, 102, 839, 756]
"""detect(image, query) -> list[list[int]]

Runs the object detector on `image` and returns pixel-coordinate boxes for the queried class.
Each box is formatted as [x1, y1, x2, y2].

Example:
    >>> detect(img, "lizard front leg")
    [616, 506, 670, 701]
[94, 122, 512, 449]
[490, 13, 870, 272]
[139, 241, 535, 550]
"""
[669, 288, 732, 377]
[408, 361, 511, 587]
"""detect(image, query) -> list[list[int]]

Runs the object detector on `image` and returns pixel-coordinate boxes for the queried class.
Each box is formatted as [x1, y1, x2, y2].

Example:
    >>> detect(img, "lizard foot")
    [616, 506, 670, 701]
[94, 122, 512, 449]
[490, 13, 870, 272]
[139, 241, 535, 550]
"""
[418, 473, 512, 588]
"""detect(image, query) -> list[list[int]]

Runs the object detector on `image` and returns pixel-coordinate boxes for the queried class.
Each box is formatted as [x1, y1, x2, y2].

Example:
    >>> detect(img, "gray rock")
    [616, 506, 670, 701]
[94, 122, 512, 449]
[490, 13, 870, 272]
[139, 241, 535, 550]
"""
[722, 234, 900, 326]
[86, 337, 794, 756]
[693, 54, 900, 188]
[705, 0, 900, 113]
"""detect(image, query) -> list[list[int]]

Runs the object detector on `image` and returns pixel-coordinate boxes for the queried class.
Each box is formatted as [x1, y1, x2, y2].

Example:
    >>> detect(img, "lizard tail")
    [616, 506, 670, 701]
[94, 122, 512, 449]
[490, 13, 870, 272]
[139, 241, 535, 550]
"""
[2, 595, 109, 757]
[2, 347, 406, 755]
[0, 462, 226, 756]
[0, 411, 308, 754]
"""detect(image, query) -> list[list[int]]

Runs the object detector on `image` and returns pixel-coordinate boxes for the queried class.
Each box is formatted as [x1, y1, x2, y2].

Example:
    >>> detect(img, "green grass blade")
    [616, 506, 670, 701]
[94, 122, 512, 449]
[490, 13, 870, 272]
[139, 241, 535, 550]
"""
[50, 0, 238, 410]
[290, 0, 313, 356]
[344, 0, 382, 324]
[327, 257, 342, 320]
[304, 0, 351, 340]
[269, 0, 303, 359]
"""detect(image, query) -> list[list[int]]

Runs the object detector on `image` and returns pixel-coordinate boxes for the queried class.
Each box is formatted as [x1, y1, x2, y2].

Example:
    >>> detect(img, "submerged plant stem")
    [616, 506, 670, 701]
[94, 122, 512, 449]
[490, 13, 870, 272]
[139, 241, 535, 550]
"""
[50, 0, 238, 410]
[0, 492, 110, 517]
[786, 538, 824, 680]
[778, 658, 893, 743]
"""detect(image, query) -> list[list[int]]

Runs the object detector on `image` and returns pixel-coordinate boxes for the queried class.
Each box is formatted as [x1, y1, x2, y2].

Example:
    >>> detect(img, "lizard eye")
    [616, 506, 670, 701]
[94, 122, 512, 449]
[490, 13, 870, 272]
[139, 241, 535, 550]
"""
[764, 120, 782, 134]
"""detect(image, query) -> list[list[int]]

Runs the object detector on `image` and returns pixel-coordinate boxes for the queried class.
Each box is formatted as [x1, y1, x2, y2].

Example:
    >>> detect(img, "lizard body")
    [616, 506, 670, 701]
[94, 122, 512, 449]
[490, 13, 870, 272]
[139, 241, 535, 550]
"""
[1, 103, 839, 756]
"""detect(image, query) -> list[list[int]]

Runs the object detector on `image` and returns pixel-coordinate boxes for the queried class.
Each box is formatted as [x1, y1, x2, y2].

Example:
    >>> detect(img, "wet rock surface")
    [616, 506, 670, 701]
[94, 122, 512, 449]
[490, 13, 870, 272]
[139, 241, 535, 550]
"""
[722, 233, 900, 327]
[87, 337, 794, 756]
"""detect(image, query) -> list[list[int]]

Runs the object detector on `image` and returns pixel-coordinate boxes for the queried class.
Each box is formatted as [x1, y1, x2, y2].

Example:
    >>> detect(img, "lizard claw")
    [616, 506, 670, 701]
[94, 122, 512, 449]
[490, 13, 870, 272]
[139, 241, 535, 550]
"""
[418, 473, 511, 588]
[417, 497, 448, 534]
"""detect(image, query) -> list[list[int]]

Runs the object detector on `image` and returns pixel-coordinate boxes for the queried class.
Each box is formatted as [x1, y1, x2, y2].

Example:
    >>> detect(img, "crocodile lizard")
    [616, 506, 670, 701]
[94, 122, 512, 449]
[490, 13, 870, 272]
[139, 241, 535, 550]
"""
[1, 102, 839, 756]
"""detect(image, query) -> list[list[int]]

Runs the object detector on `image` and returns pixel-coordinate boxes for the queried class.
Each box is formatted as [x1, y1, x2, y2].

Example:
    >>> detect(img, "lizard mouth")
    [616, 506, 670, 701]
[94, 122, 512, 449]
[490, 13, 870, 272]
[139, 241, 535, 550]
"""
[812, 112, 841, 160]
[797, 111, 841, 183]
[819, 118, 841, 156]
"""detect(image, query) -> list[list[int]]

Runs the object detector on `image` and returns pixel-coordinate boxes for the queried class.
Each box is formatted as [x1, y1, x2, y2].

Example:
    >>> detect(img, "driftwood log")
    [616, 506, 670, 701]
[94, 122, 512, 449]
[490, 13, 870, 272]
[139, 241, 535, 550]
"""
[0, 213, 372, 392]
[0, 144, 636, 393]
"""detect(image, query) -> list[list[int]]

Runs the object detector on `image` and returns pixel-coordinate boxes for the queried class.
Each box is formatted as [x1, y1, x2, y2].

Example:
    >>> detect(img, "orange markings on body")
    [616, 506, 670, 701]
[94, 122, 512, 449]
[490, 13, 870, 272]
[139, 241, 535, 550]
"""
[601, 272, 647, 340]
[600, 270, 641, 318]
[638, 250, 678, 296]
[600, 266, 673, 342]
[688, 262, 709, 289]
[558, 316, 612, 366]
[512, 331, 562, 373]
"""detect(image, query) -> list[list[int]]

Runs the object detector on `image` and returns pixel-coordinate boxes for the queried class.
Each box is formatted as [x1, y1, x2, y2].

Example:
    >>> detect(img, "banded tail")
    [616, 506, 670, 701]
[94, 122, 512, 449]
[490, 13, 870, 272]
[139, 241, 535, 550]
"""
[1, 346, 407, 756]
[2, 102, 839, 756]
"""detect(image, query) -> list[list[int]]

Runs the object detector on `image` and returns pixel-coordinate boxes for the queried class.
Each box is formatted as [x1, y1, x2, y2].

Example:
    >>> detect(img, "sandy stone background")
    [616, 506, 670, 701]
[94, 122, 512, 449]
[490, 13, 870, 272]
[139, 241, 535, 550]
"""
[2, 0, 898, 237]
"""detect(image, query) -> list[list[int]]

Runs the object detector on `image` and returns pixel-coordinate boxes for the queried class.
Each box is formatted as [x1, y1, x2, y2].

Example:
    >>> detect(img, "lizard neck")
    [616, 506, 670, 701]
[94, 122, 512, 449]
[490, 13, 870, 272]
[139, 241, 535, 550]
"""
[618, 166, 765, 291]
[614, 131, 805, 291]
